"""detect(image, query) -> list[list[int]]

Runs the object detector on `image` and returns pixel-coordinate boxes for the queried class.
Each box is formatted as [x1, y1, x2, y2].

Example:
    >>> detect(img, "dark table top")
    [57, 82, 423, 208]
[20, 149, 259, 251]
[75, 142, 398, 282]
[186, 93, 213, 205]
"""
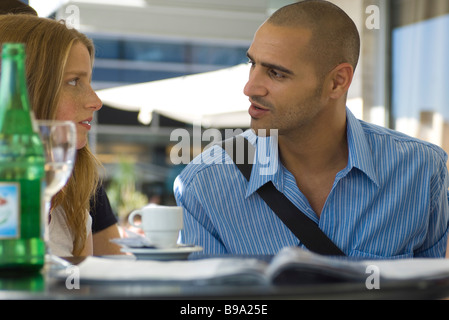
[2, 255, 449, 301]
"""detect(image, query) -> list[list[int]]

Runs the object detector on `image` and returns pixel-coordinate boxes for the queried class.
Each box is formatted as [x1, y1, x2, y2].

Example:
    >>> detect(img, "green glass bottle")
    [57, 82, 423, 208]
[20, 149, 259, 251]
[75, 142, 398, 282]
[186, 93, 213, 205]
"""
[0, 43, 46, 275]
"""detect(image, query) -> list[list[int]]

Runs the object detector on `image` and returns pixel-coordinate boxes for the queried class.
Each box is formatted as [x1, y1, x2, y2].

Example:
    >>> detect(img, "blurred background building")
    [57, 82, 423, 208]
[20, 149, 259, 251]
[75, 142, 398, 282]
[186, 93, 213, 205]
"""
[27, 0, 449, 220]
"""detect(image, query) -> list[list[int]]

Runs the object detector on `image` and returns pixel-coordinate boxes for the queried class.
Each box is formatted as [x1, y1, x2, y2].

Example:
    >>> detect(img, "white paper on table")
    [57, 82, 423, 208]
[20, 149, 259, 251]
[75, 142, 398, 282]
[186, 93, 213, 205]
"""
[56, 256, 268, 284]
[54, 247, 449, 285]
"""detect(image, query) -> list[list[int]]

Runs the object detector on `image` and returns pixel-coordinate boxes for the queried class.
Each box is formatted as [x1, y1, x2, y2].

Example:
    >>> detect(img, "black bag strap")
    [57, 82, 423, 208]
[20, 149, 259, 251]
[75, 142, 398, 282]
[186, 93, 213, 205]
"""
[220, 135, 345, 256]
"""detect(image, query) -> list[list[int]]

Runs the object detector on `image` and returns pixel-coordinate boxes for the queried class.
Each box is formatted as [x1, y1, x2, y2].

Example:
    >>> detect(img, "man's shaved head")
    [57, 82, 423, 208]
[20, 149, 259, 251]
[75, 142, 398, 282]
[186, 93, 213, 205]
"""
[267, 0, 360, 80]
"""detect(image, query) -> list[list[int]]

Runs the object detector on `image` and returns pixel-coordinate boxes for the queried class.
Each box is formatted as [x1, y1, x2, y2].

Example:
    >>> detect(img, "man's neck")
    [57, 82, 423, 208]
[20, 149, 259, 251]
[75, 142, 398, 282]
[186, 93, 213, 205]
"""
[278, 110, 348, 175]
[276, 108, 348, 217]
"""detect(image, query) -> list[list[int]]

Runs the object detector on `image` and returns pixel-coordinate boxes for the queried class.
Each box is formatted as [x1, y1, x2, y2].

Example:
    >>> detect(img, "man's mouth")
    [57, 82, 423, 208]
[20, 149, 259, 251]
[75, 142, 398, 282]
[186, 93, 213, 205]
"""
[248, 103, 269, 119]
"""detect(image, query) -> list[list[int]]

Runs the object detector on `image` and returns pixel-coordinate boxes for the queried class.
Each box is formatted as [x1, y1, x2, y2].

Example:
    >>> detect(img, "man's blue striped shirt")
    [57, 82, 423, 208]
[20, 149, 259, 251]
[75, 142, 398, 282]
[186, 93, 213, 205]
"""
[174, 108, 449, 258]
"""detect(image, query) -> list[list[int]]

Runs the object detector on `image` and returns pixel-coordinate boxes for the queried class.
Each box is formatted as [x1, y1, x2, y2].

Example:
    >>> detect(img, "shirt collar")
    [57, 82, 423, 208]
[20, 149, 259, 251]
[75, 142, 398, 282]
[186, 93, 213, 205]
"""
[243, 107, 379, 198]
[242, 130, 283, 198]
[344, 108, 380, 187]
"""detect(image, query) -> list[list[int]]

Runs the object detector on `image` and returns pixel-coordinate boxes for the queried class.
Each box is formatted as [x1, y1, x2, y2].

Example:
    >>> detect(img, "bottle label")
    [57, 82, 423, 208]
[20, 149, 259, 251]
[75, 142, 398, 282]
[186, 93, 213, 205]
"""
[0, 182, 20, 239]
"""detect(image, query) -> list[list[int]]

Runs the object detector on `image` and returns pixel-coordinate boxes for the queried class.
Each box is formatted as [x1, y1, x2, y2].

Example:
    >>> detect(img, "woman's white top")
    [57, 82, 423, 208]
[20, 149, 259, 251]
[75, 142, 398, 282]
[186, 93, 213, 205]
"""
[48, 206, 91, 257]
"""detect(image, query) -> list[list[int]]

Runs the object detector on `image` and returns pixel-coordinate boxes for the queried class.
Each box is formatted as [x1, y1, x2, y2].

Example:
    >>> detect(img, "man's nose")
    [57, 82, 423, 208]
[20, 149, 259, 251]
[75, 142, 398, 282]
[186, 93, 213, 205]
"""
[243, 66, 268, 98]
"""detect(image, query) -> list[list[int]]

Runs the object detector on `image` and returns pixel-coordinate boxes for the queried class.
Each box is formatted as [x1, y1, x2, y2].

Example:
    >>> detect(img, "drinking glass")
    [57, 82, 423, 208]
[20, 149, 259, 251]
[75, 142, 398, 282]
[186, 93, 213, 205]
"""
[37, 120, 76, 266]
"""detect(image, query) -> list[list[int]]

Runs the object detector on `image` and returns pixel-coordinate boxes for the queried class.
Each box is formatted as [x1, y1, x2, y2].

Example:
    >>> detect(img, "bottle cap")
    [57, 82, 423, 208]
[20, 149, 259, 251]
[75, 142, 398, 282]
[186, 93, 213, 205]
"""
[2, 43, 25, 57]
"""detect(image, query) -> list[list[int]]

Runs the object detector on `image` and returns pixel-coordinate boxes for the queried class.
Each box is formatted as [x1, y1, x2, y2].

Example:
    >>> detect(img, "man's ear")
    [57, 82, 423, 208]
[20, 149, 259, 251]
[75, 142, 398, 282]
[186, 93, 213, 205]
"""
[325, 63, 354, 100]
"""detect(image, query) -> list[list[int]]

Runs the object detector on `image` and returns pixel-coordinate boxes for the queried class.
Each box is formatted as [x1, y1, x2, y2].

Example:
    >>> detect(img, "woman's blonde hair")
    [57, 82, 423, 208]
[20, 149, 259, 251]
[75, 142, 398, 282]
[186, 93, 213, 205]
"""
[0, 14, 101, 255]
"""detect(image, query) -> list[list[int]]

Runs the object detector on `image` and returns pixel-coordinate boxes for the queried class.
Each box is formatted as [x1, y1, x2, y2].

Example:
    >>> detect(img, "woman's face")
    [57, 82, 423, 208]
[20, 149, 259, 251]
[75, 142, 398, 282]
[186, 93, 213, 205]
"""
[55, 41, 102, 150]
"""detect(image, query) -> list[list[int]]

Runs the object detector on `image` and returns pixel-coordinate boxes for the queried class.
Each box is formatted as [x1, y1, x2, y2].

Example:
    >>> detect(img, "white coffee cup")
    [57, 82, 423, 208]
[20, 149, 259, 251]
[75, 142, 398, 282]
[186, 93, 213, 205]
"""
[128, 205, 183, 248]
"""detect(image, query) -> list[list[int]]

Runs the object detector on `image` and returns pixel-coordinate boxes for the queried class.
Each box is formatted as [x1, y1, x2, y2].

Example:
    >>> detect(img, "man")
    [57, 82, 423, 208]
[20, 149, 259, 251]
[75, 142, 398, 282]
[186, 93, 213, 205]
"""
[174, 0, 449, 258]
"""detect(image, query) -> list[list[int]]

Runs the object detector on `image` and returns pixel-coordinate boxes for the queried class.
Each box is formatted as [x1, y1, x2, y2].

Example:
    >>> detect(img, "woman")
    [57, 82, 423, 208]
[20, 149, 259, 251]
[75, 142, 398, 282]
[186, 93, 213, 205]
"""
[0, 14, 122, 256]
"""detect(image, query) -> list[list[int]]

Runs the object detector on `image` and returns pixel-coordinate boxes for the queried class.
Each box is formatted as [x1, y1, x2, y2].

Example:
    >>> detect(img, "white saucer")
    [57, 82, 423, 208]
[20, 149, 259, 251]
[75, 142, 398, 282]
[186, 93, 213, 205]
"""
[120, 244, 203, 261]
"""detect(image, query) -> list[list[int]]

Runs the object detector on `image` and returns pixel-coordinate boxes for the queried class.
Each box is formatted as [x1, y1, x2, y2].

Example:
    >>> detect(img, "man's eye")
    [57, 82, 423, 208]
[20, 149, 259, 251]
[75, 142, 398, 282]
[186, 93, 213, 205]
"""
[269, 69, 284, 79]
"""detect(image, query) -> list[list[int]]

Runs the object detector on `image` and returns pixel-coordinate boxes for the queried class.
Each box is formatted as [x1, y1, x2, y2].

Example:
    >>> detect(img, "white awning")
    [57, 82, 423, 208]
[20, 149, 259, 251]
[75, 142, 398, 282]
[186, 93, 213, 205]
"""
[96, 64, 251, 128]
